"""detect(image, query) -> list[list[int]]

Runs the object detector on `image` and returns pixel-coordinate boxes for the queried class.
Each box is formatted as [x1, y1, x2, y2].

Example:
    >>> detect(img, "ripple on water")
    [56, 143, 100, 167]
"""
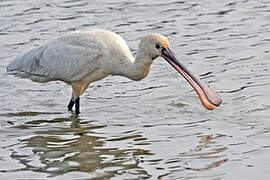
[1, 0, 270, 179]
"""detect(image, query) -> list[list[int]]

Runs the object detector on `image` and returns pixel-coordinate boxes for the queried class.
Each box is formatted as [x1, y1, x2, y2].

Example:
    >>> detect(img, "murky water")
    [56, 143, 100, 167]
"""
[1, 0, 270, 179]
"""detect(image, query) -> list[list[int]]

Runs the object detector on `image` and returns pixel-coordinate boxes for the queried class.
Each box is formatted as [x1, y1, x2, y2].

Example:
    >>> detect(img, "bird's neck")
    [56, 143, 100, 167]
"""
[123, 53, 153, 81]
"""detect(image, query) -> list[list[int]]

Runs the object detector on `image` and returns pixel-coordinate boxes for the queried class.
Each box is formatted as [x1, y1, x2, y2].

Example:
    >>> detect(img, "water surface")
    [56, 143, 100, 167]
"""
[1, 0, 270, 179]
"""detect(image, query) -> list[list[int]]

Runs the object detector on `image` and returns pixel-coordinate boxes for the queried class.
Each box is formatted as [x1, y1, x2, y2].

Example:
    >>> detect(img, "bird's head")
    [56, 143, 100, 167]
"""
[139, 33, 170, 61]
[139, 33, 222, 110]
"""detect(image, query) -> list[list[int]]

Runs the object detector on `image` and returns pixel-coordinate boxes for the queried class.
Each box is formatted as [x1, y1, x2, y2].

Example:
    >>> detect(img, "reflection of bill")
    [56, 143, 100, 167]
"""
[181, 134, 228, 171]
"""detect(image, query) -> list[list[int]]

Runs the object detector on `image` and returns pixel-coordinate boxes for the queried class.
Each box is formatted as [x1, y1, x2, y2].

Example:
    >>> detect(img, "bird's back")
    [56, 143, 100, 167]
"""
[7, 28, 134, 83]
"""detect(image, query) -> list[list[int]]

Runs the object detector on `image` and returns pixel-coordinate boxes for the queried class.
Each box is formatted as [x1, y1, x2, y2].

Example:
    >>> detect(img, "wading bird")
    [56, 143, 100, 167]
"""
[7, 28, 222, 116]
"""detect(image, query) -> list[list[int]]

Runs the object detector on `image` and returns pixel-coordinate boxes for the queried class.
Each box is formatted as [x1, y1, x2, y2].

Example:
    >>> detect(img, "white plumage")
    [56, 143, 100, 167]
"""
[8, 29, 135, 82]
[7, 28, 222, 115]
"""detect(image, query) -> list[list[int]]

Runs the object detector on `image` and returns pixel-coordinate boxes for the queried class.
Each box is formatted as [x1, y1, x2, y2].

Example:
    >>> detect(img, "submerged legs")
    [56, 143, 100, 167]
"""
[75, 97, 80, 115]
[68, 82, 90, 116]
[67, 97, 80, 116]
[67, 99, 75, 111]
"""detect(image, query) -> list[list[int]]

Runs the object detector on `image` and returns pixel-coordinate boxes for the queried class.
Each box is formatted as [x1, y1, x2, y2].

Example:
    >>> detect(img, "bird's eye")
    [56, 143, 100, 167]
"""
[155, 44, 160, 49]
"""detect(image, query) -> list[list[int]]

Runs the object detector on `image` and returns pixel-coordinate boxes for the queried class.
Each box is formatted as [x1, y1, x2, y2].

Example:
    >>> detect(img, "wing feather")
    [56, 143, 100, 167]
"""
[7, 32, 104, 82]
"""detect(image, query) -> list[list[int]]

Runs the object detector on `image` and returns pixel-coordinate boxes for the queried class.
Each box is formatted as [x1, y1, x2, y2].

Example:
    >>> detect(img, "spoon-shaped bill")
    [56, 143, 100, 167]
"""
[161, 48, 222, 110]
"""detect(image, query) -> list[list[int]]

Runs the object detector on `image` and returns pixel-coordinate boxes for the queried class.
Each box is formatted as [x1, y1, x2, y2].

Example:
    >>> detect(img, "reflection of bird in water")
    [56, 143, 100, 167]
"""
[7, 28, 221, 116]
[13, 117, 152, 178]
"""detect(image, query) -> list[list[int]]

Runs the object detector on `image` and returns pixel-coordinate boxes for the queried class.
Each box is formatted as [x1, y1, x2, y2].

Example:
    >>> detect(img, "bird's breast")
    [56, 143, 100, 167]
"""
[82, 68, 108, 83]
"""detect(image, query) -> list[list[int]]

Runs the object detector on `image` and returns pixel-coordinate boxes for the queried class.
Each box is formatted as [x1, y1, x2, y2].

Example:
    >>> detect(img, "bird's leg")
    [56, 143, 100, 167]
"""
[67, 92, 76, 111]
[67, 99, 75, 111]
[70, 82, 90, 115]
[75, 97, 80, 116]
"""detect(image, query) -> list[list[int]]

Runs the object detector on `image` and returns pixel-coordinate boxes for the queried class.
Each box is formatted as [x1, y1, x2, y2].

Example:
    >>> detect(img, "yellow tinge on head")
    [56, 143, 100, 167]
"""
[156, 34, 170, 48]
[143, 33, 170, 48]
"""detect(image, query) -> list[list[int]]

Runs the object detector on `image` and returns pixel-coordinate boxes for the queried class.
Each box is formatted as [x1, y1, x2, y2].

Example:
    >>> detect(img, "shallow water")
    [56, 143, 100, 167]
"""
[1, 0, 270, 179]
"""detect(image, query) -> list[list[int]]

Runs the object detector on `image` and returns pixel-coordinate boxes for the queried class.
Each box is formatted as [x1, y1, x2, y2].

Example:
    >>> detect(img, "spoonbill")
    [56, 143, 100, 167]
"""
[7, 28, 222, 116]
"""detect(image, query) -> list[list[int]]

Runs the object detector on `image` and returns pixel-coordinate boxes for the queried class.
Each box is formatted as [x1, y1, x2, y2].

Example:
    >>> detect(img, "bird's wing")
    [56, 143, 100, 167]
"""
[8, 33, 105, 82]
